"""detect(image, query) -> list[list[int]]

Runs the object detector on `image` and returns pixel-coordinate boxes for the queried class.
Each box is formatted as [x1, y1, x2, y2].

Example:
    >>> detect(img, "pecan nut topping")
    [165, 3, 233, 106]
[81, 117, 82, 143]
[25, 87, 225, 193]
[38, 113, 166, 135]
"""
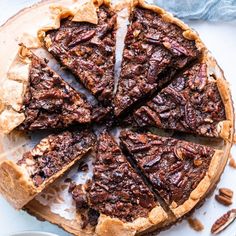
[211, 209, 236, 234]
[120, 130, 215, 206]
[131, 62, 226, 138]
[70, 132, 157, 227]
[114, 6, 199, 116]
[17, 130, 96, 187]
[19, 51, 93, 130]
[45, 6, 117, 104]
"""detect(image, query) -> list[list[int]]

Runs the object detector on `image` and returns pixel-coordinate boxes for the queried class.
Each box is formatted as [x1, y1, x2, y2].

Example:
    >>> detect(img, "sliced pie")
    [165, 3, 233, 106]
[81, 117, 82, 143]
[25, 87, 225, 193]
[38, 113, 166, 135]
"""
[0, 45, 95, 133]
[0, 129, 95, 209]
[39, 1, 117, 105]
[69, 132, 168, 235]
[120, 130, 223, 218]
[114, 1, 201, 116]
[131, 57, 228, 138]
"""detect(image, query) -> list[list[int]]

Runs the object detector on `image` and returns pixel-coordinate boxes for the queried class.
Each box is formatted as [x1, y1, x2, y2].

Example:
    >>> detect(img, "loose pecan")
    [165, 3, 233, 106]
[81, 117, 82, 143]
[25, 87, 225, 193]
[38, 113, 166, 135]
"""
[229, 156, 236, 169]
[215, 195, 232, 206]
[211, 209, 236, 234]
[215, 188, 233, 206]
[219, 188, 233, 199]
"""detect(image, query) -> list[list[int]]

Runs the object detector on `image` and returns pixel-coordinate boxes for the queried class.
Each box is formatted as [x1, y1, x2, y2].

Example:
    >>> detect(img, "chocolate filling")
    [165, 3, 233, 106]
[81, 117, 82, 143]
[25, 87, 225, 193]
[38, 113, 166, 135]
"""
[17, 130, 96, 187]
[120, 130, 215, 206]
[70, 132, 156, 227]
[132, 63, 226, 137]
[114, 7, 199, 116]
[45, 6, 117, 105]
[20, 54, 92, 130]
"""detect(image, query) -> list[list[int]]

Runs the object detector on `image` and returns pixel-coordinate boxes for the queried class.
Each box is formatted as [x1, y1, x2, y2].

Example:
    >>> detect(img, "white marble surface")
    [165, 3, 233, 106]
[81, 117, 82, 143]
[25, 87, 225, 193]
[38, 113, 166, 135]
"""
[0, 1, 236, 236]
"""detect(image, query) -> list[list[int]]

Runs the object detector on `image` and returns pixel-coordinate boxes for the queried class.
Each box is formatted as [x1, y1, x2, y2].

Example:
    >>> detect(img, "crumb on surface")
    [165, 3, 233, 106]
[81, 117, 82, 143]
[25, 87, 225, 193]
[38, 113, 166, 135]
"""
[188, 217, 204, 232]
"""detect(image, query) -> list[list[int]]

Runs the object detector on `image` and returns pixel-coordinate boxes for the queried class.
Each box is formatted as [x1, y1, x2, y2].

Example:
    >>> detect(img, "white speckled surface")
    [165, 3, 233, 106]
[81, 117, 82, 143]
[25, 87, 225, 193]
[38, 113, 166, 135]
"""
[0, 1, 236, 236]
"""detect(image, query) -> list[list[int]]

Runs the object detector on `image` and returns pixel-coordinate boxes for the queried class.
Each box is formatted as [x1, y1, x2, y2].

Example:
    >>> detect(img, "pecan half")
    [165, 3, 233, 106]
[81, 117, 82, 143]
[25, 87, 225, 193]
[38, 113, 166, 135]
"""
[215, 195, 232, 206]
[211, 209, 236, 234]
[219, 188, 233, 199]
[215, 188, 233, 206]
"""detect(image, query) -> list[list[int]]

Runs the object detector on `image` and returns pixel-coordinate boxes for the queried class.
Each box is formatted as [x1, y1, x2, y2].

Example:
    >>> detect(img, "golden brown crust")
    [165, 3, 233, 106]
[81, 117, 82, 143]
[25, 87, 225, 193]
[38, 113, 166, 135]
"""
[0, 160, 36, 209]
[95, 205, 168, 236]
[0, 43, 42, 134]
[0, 45, 30, 134]
[204, 51, 234, 142]
[0, 133, 92, 209]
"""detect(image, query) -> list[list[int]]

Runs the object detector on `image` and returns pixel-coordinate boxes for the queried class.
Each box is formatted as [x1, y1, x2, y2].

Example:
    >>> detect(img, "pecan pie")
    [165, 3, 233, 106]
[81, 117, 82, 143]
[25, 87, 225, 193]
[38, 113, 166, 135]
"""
[0, 45, 93, 133]
[120, 130, 223, 218]
[19, 46, 93, 130]
[0, 129, 95, 209]
[70, 132, 167, 235]
[113, 3, 200, 116]
[0, 0, 234, 235]
[39, 2, 117, 105]
[130, 59, 227, 138]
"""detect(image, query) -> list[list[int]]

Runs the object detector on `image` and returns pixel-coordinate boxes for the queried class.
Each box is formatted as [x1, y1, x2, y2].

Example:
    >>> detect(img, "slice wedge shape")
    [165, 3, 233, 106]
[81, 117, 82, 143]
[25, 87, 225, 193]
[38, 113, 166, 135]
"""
[0, 129, 95, 209]
[70, 132, 168, 235]
[114, 1, 201, 116]
[120, 130, 224, 218]
[39, 1, 117, 105]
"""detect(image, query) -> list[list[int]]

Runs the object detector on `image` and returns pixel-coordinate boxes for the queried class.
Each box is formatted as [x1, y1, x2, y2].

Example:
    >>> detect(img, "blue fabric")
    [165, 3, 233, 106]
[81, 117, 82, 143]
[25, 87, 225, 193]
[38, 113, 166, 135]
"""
[151, 0, 236, 21]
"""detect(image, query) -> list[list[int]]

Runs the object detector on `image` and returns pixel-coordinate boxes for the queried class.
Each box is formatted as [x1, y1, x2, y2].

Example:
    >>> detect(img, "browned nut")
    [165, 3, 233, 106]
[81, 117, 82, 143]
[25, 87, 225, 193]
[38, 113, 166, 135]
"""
[194, 159, 203, 166]
[215, 195, 232, 206]
[219, 188, 233, 199]
[211, 209, 236, 234]
[215, 187, 233, 206]
[229, 158, 236, 169]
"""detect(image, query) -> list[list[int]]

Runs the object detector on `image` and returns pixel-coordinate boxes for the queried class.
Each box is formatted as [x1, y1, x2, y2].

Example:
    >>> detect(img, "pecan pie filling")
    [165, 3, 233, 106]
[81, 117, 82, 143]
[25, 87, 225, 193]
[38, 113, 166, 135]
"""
[20, 54, 92, 130]
[17, 130, 96, 187]
[120, 130, 215, 206]
[45, 6, 117, 104]
[132, 62, 226, 137]
[114, 7, 199, 116]
[70, 132, 156, 226]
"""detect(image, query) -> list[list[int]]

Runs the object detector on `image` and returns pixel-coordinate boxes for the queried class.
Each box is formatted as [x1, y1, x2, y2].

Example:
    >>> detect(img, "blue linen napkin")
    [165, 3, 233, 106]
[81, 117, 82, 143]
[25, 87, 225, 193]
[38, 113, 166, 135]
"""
[151, 0, 236, 21]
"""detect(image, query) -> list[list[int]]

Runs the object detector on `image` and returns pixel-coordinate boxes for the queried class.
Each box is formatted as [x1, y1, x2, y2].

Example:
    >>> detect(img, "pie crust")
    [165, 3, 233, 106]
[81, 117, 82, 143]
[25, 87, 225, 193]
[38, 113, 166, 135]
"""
[0, 0, 234, 235]
[0, 130, 95, 209]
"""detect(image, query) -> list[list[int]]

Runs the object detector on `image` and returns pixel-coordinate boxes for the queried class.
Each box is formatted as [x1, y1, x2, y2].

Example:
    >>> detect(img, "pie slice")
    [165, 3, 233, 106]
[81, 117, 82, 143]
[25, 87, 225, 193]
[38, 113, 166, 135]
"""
[39, 0, 117, 105]
[120, 130, 224, 218]
[131, 56, 229, 139]
[0, 129, 95, 209]
[69, 132, 168, 235]
[114, 0, 201, 116]
[0, 45, 95, 133]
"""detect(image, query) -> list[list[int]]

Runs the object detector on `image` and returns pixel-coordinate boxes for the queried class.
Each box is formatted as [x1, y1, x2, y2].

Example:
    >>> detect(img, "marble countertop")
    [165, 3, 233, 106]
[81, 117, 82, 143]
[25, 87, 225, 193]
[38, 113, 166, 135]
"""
[0, 1, 236, 236]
